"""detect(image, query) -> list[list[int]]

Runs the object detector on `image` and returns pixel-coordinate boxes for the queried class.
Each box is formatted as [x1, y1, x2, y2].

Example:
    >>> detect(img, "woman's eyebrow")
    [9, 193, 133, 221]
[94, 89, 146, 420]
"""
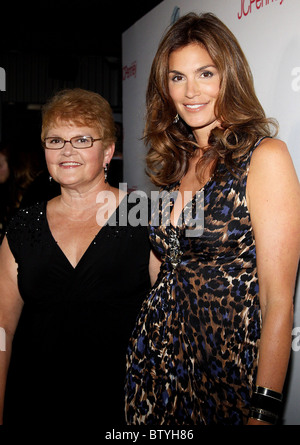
[195, 64, 217, 72]
[168, 64, 217, 75]
[168, 69, 183, 75]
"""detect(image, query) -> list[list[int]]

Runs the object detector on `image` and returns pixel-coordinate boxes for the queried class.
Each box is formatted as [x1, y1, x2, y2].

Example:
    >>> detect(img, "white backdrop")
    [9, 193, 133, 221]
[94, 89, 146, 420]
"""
[122, 0, 300, 425]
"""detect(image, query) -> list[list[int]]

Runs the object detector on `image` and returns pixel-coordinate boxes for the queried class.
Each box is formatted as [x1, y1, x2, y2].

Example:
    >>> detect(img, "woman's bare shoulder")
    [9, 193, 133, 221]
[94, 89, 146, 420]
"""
[249, 137, 297, 178]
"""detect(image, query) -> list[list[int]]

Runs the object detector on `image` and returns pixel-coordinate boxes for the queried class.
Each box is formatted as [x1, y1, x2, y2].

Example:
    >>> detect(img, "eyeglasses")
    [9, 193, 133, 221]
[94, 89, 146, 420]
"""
[43, 136, 102, 150]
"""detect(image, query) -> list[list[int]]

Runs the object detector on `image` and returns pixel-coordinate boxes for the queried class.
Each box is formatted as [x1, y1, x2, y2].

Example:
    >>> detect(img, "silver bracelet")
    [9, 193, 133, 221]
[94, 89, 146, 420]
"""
[254, 386, 283, 401]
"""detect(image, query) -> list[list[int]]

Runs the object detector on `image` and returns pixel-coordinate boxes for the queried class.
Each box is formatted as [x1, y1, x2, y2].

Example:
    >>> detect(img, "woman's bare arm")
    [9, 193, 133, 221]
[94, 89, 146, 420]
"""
[247, 138, 300, 424]
[0, 237, 24, 424]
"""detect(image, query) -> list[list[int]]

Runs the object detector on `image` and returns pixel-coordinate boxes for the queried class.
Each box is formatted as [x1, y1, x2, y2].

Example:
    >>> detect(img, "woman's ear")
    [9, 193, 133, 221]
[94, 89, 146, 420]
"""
[103, 142, 115, 167]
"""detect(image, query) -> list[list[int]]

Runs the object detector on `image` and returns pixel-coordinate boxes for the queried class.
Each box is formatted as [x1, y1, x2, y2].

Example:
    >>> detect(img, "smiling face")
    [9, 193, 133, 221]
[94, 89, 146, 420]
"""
[168, 43, 221, 145]
[44, 122, 114, 191]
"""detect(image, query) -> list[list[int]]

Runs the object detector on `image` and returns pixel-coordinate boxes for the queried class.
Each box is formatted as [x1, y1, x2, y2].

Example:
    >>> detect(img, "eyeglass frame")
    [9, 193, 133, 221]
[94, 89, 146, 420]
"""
[42, 136, 102, 150]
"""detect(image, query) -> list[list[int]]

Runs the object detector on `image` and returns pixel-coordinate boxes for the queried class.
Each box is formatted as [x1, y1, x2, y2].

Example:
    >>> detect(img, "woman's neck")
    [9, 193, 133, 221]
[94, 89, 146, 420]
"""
[53, 182, 127, 224]
[59, 180, 112, 211]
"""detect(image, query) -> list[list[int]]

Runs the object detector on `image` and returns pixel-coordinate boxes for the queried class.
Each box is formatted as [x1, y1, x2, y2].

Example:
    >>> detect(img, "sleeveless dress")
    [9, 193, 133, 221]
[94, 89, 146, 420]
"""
[125, 142, 263, 425]
[4, 194, 151, 426]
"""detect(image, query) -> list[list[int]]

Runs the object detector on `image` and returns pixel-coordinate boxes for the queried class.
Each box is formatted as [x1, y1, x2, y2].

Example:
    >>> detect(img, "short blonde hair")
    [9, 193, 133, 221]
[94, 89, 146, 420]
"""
[41, 88, 116, 147]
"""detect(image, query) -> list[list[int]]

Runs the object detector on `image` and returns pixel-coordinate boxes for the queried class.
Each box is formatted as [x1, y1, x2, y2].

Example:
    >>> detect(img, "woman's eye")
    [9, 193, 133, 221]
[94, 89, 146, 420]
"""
[170, 74, 184, 82]
[200, 70, 213, 78]
[49, 138, 63, 145]
[76, 137, 87, 143]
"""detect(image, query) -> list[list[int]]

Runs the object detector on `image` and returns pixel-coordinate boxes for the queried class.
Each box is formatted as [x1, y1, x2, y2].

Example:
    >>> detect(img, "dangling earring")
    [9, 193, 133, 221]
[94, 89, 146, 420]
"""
[49, 175, 52, 182]
[104, 163, 109, 183]
[173, 113, 179, 124]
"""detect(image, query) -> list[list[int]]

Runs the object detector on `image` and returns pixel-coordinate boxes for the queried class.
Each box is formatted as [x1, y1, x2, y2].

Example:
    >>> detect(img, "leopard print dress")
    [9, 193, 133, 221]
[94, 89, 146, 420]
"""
[125, 141, 263, 425]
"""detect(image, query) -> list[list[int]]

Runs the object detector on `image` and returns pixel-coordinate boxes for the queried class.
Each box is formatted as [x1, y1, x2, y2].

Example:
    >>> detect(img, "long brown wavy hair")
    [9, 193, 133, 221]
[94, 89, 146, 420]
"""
[144, 13, 278, 186]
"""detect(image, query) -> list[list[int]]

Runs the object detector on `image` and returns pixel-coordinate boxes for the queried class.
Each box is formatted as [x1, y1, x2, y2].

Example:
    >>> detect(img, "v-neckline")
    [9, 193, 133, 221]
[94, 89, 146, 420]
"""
[44, 195, 127, 270]
[169, 173, 214, 229]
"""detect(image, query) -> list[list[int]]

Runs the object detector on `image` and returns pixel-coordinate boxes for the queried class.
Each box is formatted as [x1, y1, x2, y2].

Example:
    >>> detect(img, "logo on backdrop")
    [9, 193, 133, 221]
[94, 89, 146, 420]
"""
[238, 0, 285, 20]
[122, 61, 137, 81]
[170, 6, 180, 24]
[0, 67, 6, 91]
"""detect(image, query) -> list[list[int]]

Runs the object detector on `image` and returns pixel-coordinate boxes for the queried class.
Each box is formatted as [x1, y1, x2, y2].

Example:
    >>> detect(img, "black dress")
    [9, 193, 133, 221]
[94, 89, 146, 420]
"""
[4, 195, 151, 427]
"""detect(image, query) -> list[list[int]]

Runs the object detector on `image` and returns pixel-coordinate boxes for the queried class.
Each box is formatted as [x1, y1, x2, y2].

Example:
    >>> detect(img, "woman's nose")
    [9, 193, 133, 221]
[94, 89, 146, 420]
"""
[185, 79, 200, 98]
[61, 141, 75, 155]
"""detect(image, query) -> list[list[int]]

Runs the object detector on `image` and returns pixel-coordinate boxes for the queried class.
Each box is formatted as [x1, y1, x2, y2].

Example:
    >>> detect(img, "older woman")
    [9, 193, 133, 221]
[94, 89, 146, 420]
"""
[0, 88, 151, 426]
[125, 13, 300, 425]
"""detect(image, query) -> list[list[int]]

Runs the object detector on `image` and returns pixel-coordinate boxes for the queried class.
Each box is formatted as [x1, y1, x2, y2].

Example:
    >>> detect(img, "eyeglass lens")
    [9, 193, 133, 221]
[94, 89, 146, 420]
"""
[44, 136, 95, 149]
